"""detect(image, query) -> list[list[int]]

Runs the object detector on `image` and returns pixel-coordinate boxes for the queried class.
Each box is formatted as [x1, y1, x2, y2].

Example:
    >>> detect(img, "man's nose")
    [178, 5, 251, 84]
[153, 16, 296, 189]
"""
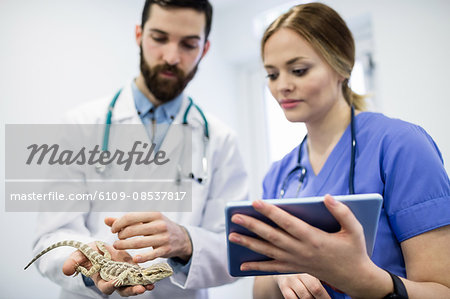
[163, 43, 181, 66]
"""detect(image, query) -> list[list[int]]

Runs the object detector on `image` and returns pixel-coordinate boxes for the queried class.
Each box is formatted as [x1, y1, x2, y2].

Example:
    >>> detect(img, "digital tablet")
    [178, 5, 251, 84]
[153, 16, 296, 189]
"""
[225, 193, 383, 277]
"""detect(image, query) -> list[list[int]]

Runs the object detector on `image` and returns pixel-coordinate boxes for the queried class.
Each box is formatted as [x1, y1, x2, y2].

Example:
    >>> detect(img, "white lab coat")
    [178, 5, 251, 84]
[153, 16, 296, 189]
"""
[32, 82, 249, 299]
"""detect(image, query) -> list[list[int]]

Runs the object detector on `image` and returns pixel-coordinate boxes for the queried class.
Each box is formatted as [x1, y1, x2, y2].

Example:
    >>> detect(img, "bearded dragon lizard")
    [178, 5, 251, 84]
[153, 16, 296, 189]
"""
[24, 240, 173, 287]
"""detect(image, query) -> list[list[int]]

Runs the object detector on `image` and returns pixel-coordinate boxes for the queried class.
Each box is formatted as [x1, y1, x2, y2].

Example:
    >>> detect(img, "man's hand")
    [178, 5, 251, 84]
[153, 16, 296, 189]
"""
[105, 212, 193, 263]
[62, 241, 154, 297]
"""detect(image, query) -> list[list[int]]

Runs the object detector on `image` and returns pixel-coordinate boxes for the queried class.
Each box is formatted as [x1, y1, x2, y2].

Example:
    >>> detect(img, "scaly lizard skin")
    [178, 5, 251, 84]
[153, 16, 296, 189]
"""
[24, 240, 173, 287]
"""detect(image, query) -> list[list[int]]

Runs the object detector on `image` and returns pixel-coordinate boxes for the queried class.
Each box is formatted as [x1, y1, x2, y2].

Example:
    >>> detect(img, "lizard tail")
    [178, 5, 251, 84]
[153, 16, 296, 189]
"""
[24, 240, 95, 270]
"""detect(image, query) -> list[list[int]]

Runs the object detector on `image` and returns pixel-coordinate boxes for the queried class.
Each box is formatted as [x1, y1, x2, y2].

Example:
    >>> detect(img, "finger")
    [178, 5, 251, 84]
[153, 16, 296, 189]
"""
[240, 259, 298, 273]
[299, 274, 330, 299]
[323, 195, 363, 236]
[62, 257, 78, 276]
[230, 213, 302, 253]
[96, 278, 116, 296]
[116, 285, 151, 297]
[279, 276, 313, 299]
[118, 220, 167, 239]
[228, 231, 290, 262]
[132, 245, 173, 263]
[62, 251, 89, 276]
[104, 217, 117, 227]
[90, 272, 101, 284]
[280, 287, 301, 299]
[251, 200, 316, 240]
[109, 247, 135, 264]
[111, 212, 162, 233]
[291, 288, 313, 299]
[114, 234, 167, 251]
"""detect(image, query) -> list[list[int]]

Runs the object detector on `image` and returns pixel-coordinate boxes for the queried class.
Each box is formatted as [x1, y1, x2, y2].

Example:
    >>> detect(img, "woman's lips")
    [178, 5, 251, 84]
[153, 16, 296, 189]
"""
[279, 99, 303, 109]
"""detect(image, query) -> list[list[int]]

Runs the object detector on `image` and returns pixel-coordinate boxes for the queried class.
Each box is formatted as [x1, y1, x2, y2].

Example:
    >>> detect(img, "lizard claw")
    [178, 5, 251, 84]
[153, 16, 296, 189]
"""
[114, 279, 124, 287]
[73, 267, 82, 277]
[72, 262, 80, 277]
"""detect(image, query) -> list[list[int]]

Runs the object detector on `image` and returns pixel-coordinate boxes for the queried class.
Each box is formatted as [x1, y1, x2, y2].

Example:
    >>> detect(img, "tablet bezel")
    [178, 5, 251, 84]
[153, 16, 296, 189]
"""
[225, 193, 383, 277]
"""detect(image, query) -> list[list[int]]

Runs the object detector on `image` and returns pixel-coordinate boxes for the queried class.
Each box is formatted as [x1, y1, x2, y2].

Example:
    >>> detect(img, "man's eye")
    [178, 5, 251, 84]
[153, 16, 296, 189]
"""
[182, 42, 198, 50]
[292, 68, 308, 76]
[152, 36, 167, 43]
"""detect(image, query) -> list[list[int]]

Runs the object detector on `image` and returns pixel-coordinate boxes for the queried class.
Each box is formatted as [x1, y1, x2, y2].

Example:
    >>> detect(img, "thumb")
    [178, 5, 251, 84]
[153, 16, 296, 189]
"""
[62, 257, 77, 276]
[323, 194, 363, 235]
[104, 217, 117, 228]
[62, 251, 86, 276]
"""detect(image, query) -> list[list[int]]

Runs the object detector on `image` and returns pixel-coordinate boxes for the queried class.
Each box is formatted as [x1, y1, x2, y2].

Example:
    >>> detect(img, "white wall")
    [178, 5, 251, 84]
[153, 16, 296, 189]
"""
[1, 1, 449, 299]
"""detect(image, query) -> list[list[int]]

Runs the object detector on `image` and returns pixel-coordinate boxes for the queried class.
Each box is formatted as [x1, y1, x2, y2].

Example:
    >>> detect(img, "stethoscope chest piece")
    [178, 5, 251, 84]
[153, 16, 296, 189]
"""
[95, 163, 106, 174]
[95, 162, 112, 176]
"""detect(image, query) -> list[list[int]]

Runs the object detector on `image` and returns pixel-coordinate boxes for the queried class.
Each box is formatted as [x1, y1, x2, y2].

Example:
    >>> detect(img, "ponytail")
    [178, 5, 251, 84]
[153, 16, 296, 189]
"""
[342, 80, 366, 111]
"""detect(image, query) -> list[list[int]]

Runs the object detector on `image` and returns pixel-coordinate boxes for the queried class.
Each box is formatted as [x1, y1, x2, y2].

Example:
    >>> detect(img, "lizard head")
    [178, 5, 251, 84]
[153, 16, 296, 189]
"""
[138, 262, 174, 284]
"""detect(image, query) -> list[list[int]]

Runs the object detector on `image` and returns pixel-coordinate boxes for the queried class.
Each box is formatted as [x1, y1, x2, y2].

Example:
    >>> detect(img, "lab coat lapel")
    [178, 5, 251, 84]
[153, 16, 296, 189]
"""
[159, 96, 204, 181]
[105, 82, 156, 178]
[110, 82, 141, 124]
[158, 96, 192, 158]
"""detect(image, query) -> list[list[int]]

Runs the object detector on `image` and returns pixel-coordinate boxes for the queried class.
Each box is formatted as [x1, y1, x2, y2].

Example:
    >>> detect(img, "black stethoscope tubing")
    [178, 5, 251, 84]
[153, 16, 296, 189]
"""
[279, 106, 356, 198]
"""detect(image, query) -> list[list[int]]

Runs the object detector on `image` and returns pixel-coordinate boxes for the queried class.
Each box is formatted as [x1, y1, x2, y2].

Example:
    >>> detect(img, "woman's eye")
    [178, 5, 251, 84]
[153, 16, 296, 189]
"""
[292, 68, 308, 76]
[266, 73, 278, 81]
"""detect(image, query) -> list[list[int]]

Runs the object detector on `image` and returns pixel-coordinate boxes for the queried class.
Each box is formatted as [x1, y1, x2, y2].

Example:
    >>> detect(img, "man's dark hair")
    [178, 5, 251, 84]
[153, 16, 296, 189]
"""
[141, 0, 213, 41]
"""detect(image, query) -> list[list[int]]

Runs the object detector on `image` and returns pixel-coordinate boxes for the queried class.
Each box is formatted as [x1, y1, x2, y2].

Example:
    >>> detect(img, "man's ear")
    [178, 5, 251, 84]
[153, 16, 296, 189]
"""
[135, 24, 143, 46]
[201, 40, 210, 59]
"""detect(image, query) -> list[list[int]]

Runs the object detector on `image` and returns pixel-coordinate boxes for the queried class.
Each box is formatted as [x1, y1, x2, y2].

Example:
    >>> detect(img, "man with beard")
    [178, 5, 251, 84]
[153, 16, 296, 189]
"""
[31, 1, 248, 298]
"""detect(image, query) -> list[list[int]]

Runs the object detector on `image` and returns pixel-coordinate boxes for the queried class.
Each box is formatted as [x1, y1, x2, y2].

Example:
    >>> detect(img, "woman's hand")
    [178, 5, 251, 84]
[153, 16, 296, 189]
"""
[228, 194, 378, 294]
[275, 274, 331, 299]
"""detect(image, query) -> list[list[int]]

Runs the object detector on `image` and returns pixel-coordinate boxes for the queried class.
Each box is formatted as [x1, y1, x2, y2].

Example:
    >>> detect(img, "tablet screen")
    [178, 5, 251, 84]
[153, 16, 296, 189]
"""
[225, 193, 382, 277]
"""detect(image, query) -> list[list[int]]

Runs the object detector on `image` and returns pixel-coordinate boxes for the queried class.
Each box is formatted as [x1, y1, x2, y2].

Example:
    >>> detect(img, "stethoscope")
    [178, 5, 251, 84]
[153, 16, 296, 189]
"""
[279, 106, 356, 198]
[95, 89, 210, 184]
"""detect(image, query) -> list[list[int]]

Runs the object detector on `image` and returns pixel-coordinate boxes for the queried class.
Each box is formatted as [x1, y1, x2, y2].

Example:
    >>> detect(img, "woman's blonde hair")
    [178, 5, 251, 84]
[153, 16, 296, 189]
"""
[261, 2, 366, 110]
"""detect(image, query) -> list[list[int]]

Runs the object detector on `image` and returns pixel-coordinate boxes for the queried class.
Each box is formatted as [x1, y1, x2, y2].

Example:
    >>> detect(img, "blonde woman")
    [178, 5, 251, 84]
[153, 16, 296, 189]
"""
[229, 3, 450, 298]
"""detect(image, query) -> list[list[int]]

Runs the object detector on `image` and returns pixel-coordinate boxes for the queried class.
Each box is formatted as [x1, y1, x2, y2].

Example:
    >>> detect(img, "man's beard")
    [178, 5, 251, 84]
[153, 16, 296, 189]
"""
[140, 47, 198, 104]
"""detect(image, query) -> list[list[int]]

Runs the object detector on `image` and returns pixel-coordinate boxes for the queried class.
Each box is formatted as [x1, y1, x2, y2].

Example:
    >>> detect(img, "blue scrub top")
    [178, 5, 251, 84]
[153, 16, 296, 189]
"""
[262, 112, 450, 298]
